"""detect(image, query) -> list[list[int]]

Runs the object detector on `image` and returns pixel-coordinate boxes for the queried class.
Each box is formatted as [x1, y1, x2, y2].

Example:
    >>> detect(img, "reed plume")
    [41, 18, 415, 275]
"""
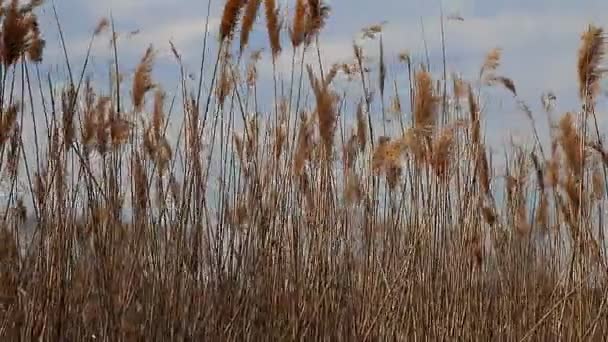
[94, 17, 109, 36]
[240, 0, 261, 54]
[431, 126, 455, 178]
[307, 65, 336, 160]
[290, 0, 307, 48]
[413, 71, 438, 136]
[305, 0, 330, 44]
[264, 0, 281, 57]
[220, 0, 246, 42]
[132, 45, 155, 112]
[577, 25, 605, 104]
[558, 112, 583, 177]
[356, 101, 367, 151]
[479, 47, 501, 81]
[2, 0, 29, 66]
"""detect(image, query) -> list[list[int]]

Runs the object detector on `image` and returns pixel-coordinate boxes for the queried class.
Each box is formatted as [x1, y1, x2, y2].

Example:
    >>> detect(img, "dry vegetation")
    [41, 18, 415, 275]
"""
[0, 0, 606, 340]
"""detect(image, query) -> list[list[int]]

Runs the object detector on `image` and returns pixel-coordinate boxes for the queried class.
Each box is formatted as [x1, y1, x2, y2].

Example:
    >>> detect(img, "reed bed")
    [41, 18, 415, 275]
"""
[0, 0, 606, 340]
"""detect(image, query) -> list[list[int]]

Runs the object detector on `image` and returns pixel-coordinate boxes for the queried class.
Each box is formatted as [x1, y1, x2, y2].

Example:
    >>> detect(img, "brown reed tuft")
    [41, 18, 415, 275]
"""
[489, 75, 517, 96]
[273, 121, 287, 160]
[343, 131, 359, 170]
[344, 171, 362, 205]
[305, 0, 330, 44]
[95, 96, 110, 155]
[2, 1, 28, 67]
[558, 112, 583, 176]
[294, 112, 314, 175]
[563, 174, 581, 213]
[233, 133, 245, 165]
[431, 126, 455, 178]
[132, 45, 155, 113]
[62, 87, 76, 148]
[466, 84, 481, 145]
[577, 25, 605, 103]
[355, 101, 367, 151]
[514, 203, 531, 236]
[0, 104, 17, 146]
[290, 0, 307, 48]
[109, 115, 131, 148]
[220, 0, 246, 42]
[477, 146, 491, 196]
[132, 152, 149, 216]
[530, 152, 544, 192]
[25, 13, 44, 62]
[240, 0, 261, 54]
[379, 36, 386, 97]
[152, 89, 165, 140]
[453, 74, 467, 99]
[413, 71, 438, 136]
[94, 17, 109, 36]
[6, 125, 19, 178]
[592, 166, 605, 201]
[264, 0, 281, 57]
[372, 136, 406, 177]
[479, 47, 502, 80]
[536, 192, 549, 229]
[216, 58, 233, 107]
[481, 206, 497, 226]
[307, 65, 337, 159]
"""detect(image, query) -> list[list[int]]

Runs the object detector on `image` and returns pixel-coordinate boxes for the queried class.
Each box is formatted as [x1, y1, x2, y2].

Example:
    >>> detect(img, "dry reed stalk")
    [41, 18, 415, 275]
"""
[6, 125, 19, 178]
[356, 101, 367, 152]
[453, 74, 467, 99]
[592, 166, 605, 201]
[216, 56, 233, 107]
[132, 152, 149, 216]
[273, 121, 287, 161]
[563, 174, 581, 214]
[477, 146, 491, 196]
[343, 131, 358, 170]
[514, 203, 531, 236]
[61, 88, 76, 148]
[152, 89, 165, 140]
[467, 84, 480, 146]
[233, 133, 245, 165]
[0, 104, 17, 146]
[536, 192, 548, 229]
[344, 170, 362, 205]
[94, 96, 110, 155]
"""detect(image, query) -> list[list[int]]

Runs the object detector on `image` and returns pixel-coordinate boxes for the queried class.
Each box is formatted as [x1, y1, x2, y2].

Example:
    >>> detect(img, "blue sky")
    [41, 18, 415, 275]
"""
[32, 0, 608, 151]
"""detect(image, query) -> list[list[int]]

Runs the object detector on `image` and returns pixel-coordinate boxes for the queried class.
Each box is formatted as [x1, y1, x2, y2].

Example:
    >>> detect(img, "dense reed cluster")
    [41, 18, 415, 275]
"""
[0, 0, 606, 340]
